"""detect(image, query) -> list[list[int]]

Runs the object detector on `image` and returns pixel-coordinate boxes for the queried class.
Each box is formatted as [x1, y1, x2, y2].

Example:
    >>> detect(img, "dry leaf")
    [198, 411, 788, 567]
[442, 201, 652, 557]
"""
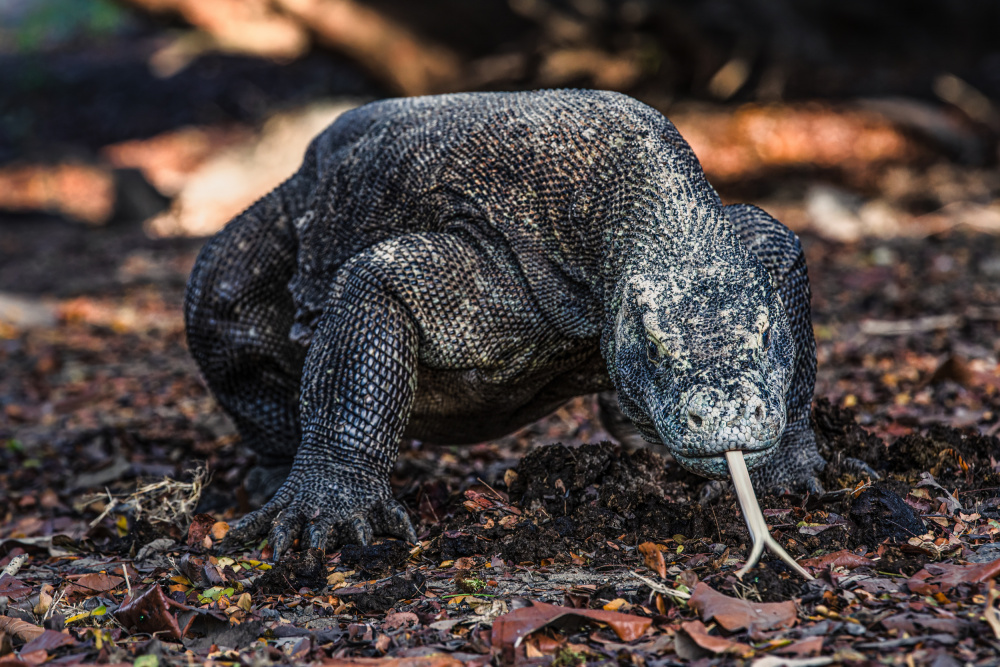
[800, 550, 875, 571]
[907, 558, 1000, 595]
[0, 575, 31, 600]
[774, 636, 825, 657]
[64, 572, 125, 600]
[383, 611, 420, 631]
[20, 630, 77, 655]
[211, 521, 229, 541]
[677, 620, 753, 658]
[491, 600, 651, 663]
[115, 585, 194, 641]
[689, 582, 797, 632]
[186, 513, 215, 547]
[637, 542, 667, 578]
[0, 617, 44, 644]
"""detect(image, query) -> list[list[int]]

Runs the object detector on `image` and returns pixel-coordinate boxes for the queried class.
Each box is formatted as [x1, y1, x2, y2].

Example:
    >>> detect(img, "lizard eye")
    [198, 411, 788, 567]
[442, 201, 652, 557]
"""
[647, 338, 669, 365]
[647, 339, 660, 364]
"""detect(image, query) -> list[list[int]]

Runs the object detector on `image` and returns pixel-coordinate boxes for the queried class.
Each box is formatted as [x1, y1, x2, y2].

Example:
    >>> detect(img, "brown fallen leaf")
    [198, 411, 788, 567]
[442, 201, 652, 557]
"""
[907, 558, 1000, 595]
[491, 600, 652, 663]
[186, 513, 216, 547]
[64, 572, 125, 601]
[689, 582, 797, 632]
[383, 611, 420, 631]
[880, 612, 969, 636]
[676, 620, 753, 659]
[115, 585, 195, 641]
[637, 542, 667, 578]
[800, 550, 875, 571]
[0, 617, 44, 644]
[20, 629, 78, 654]
[0, 575, 32, 600]
[774, 636, 825, 657]
[321, 656, 465, 667]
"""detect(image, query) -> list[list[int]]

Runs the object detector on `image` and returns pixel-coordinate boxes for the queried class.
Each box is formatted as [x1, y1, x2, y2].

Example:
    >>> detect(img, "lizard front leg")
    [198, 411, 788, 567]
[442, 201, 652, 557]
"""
[225, 258, 419, 558]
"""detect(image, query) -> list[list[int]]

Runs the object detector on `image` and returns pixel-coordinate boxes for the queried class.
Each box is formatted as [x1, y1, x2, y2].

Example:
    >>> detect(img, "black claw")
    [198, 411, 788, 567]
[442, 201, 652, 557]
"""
[843, 457, 880, 480]
[347, 516, 373, 546]
[306, 521, 334, 551]
[806, 476, 824, 495]
[269, 507, 305, 561]
[220, 506, 272, 551]
[699, 480, 728, 505]
[375, 499, 418, 543]
[269, 528, 291, 562]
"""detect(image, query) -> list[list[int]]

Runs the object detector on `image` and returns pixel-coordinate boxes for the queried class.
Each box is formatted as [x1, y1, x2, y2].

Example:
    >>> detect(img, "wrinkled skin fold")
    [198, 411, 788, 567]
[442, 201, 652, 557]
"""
[184, 90, 826, 559]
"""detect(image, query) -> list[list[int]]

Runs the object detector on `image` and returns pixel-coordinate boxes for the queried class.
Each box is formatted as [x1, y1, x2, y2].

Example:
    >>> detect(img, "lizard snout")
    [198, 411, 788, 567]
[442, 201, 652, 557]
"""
[679, 383, 779, 453]
[684, 386, 768, 434]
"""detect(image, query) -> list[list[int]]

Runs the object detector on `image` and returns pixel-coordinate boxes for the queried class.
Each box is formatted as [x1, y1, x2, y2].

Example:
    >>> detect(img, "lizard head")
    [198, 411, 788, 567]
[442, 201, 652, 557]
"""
[609, 260, 795, 479]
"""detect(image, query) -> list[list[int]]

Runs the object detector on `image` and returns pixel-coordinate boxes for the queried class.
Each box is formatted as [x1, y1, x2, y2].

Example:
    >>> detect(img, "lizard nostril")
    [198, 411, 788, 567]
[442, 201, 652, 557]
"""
[754, 404, 763, 421]
[688, 412, 703, 428]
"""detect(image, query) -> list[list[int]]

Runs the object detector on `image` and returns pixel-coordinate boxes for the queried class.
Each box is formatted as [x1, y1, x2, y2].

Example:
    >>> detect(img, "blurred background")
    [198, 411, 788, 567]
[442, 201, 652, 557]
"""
[2, 0, 999, 236]
[2, 0, 1000, 500]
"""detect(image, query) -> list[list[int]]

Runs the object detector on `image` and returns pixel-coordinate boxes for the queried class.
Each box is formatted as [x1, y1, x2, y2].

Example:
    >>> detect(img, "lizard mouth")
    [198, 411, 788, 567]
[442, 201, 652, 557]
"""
[673, 446, 777, 480]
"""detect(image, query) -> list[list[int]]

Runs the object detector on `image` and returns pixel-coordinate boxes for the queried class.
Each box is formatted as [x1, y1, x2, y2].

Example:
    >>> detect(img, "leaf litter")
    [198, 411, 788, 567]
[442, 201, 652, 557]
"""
[4, 127, 1000, 667]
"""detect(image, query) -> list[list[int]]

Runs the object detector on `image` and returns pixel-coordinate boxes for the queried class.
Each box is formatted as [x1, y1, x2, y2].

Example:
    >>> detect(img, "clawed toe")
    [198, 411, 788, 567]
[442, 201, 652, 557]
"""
[345, 515, 374, 547]
[698, 480, 729, 505]
[215, 468, 416, 560]
[373, 498, 418, 543]
[270, 507, 307, 560]
[843, 457, 881, 480]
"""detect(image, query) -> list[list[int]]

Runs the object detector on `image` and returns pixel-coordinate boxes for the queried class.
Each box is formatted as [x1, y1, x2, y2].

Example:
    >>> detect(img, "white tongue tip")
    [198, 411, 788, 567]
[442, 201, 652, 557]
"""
[724, 450, 815, 581]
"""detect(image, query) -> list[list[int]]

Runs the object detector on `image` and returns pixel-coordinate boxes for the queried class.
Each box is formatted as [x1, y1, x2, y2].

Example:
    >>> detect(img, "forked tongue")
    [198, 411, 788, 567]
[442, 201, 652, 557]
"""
[725, 450, 814, 581]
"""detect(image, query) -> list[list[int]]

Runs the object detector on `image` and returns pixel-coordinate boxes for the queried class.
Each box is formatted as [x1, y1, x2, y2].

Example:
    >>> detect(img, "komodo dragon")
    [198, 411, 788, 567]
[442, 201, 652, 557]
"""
[185, 89, 827, 561]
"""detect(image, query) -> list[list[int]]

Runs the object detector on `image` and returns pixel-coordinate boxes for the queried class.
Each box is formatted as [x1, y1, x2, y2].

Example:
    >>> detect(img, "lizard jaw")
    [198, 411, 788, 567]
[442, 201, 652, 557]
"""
[671, 443, 777, 479]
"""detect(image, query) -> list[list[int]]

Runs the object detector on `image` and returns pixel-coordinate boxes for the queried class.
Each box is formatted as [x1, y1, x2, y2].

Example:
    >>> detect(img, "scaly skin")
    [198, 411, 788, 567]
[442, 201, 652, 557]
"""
[184, 90, 824, 558]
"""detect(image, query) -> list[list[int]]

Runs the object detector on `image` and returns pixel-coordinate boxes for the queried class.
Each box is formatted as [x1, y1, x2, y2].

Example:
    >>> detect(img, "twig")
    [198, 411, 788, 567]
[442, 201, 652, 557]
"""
[475, 477, 507, 502]
[1, 554, 27, 578]
[88, 489, 119, 528]
[726, 451, 814, 581]
[986, 581, 1000, 640]
[44, 587, 66, 622]
[121, 564, 132, 600]
[629, 571, 691, 600]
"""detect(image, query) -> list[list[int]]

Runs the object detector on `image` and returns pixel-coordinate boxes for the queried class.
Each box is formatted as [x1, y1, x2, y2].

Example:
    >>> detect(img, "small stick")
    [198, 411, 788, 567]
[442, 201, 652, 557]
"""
[629, 571, 691, 600]
[121, 564, 132, 599]
[1, 554, 27, 578]
[725, 450, 814, 581]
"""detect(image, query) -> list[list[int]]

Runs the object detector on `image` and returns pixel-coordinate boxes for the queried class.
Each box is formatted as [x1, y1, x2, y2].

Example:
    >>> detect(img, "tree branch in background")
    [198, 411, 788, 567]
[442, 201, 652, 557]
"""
[274, 0, 461, 95]
[122, 0, 309, 60]
[116, 0, 461, 95]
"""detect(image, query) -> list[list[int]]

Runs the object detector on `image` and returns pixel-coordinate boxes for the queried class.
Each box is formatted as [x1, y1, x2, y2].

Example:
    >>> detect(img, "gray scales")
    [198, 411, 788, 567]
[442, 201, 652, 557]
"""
[184, 89, 826, 560]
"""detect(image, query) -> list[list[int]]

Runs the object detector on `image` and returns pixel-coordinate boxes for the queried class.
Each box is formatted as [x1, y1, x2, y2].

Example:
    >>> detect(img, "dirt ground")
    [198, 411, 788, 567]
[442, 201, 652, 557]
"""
[3, 171, 1000, 665]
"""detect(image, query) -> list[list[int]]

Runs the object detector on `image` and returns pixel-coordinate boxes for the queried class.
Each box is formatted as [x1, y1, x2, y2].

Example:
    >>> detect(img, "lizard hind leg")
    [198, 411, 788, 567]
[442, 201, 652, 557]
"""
[184, 182, 306, 499]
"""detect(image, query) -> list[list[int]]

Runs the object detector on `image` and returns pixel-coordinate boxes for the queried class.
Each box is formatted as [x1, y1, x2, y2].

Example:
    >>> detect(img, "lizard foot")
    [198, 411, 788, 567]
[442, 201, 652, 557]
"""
[221, 465, 417, 561]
